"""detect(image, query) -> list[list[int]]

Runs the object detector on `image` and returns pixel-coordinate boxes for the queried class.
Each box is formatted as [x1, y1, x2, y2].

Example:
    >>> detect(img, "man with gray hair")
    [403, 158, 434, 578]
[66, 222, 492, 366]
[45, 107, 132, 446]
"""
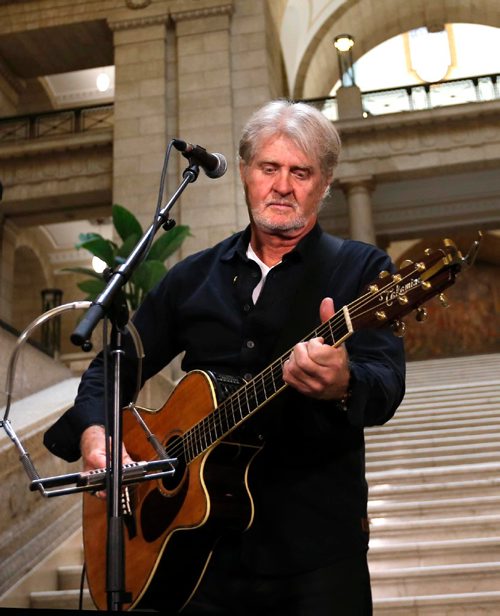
[46, 99, 405, 615]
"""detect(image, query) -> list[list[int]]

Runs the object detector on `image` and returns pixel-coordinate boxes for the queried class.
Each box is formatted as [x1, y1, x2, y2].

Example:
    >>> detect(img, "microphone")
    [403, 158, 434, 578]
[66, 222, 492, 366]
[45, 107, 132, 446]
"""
[172, 139, 227, 179]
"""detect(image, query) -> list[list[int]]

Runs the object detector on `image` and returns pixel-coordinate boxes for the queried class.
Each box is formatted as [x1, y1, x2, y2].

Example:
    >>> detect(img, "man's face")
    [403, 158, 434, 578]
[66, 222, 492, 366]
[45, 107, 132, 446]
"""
[240, 135, 331, 236]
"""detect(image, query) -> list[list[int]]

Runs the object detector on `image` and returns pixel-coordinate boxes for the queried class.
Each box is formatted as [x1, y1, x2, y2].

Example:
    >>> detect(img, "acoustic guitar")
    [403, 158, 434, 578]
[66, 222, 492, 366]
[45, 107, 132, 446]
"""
[83, 236, 479, 612]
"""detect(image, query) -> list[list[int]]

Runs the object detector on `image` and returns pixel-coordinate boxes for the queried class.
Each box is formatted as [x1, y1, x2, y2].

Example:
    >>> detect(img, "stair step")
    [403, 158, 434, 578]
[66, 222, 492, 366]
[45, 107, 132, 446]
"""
[367, 450, 500, 471]
[366, 432, 500, 454]
[367, 416, 500, 438]
[392, 405, 500, 421]
[405, 380, 500, 399]
[369, 477, 500, 501]
[367, 461, 500, 486]
[401, 397, 499, 409]
[373, 590, 500, 615]
[369, 513, 500, 542]
[372, 409, 500, 430]
[30, 588, 93, 610]
[371, 561, 500, 599]
[367, 424, 500, 443]
[58, 564, 86, 591]
[401, 397, 500, 410]
[369, 536, 500, 569]
[369, 493, 500, 519]
[404, 380, 500, 394]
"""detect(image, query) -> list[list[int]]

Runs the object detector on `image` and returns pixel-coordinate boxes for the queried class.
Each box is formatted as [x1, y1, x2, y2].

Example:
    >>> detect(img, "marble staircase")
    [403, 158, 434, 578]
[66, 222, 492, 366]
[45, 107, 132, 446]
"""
[368, 353, 500, 615]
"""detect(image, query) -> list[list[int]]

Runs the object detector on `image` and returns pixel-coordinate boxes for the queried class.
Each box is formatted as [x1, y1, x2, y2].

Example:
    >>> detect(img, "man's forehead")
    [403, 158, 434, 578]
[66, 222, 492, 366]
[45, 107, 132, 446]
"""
[254, 134, 318, 166]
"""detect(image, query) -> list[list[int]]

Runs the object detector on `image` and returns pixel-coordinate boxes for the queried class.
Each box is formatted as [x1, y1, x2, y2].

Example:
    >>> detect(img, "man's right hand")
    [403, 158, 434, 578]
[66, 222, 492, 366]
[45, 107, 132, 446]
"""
[80, 425, 135, 497]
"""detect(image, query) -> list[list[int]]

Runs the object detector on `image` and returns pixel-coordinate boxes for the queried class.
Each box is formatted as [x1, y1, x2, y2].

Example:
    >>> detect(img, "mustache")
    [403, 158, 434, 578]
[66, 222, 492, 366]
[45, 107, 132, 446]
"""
[264, 199, 298, 207]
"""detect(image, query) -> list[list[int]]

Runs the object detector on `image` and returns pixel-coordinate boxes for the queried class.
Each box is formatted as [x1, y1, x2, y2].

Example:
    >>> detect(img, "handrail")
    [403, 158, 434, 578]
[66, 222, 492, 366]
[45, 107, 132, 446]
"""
[0, 103, 113, 143]
[300, 72, 500, 118]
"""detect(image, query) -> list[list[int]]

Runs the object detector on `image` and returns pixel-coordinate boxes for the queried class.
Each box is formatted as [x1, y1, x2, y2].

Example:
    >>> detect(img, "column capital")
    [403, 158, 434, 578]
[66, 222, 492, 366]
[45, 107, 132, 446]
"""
[337, 175, 375, 193]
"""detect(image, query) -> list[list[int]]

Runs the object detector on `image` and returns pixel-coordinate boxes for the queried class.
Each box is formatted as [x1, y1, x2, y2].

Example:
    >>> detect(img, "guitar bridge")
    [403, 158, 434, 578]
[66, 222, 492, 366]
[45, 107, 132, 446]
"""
[121, 486, 137, 539]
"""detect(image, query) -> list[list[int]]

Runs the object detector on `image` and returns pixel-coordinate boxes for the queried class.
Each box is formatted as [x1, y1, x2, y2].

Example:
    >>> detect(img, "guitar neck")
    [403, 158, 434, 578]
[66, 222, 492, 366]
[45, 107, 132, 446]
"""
[182, 307, 353, 462]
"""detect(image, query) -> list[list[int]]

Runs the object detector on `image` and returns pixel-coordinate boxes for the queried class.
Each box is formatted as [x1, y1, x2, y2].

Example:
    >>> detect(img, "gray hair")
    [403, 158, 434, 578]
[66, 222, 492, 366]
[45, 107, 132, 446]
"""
[238, 99, 341, 180]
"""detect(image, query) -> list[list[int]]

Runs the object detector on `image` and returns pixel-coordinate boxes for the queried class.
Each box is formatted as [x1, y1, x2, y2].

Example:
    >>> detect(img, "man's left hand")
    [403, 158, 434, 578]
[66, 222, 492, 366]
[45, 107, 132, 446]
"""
[282, 297, 350, 400]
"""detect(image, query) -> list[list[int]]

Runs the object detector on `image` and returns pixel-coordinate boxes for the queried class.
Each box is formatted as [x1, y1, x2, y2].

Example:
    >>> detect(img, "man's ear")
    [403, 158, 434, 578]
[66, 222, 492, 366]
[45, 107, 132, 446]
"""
[239, 160, 246, 183]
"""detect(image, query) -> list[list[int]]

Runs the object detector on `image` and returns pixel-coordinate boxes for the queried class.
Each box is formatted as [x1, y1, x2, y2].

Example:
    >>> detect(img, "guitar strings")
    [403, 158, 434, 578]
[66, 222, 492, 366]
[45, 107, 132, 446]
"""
[164, 259, 438, 465]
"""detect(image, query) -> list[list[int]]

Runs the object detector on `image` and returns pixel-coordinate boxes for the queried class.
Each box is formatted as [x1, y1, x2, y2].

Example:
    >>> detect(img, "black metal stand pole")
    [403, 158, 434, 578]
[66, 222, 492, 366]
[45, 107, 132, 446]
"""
[70, 162, 200, 612]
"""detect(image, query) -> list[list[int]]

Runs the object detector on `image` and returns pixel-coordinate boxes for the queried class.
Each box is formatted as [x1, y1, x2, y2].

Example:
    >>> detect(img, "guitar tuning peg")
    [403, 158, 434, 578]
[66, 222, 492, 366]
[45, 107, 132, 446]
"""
[416, 307, 428, 322]
[391, 320, 406, 337]
[401, 259, 413, 268]
[438, 293, 449, 308]
[378, 270, 390, 279]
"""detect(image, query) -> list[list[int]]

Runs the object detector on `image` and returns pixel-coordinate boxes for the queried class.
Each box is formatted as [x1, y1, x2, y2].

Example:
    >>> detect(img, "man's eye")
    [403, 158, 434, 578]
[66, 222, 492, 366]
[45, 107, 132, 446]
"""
[293, 170, 309, 179]
[262, 166, 276, 174]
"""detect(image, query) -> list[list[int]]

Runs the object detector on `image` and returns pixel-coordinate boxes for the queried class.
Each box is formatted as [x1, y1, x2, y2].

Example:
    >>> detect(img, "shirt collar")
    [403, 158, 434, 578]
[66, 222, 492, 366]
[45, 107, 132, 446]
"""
[220, 223, 324, 264]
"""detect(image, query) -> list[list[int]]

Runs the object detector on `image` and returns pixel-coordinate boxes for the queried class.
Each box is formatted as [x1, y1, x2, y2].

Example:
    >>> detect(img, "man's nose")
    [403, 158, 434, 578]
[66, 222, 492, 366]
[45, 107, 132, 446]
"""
[273, 170, 293, 195]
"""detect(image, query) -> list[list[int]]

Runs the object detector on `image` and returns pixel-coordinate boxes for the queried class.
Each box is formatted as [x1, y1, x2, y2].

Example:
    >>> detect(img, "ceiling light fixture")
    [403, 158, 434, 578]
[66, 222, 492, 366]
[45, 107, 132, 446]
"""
[96, 72, 111, 93]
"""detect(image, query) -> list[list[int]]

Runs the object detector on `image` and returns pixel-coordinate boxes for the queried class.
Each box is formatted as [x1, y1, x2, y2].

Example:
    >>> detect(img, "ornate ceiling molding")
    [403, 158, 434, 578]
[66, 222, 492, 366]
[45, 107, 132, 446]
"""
[125, 0, 152, 9]
[108, 13, 169, 32]
[170, 3, 233, 23]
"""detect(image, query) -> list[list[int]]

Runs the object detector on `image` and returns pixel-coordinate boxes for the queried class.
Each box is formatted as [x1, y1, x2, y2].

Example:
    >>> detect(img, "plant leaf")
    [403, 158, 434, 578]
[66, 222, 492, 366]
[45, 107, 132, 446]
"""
[131, 260, 167, 294]
[113, 204, 143, 243]
[77, 237, 116, 266]
[117, 233, 141, 259]
[148, 225, 191, 262]
[62, 266, 105, 280]
[77, 279, 106, 296]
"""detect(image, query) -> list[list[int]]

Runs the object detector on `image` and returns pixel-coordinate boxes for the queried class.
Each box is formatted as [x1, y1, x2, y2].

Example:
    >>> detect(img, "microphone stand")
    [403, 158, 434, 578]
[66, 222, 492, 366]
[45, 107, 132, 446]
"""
[69, 160, 201, 612]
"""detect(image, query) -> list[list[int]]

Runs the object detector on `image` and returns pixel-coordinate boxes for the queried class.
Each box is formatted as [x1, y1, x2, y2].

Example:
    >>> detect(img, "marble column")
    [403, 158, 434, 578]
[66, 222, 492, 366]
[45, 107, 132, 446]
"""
[341, 176, 377, 245]
[108, 12, 170, 230]
[171, 3, 237, 254]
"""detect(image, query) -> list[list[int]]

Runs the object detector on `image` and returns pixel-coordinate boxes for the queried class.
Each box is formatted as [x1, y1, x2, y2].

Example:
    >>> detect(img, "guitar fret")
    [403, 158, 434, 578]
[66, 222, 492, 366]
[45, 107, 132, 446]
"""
[270, 363, 277, 392]
[326, 320, 334, 345]
[195, 422, 203, 454]
[210, 414, 219, 442]
[181, 436, 190, 464]
[193, 424, 200, 458]
[252, 379, 259, 407]
[243, 386, 251, 419]
[215, 408, 224, 438]
[202, 417, 210, 449]
[184, 430, 193, 462]
[222, 401, 231, 434]
[188, 429, 196, 460]
[260, 372, 270, 401]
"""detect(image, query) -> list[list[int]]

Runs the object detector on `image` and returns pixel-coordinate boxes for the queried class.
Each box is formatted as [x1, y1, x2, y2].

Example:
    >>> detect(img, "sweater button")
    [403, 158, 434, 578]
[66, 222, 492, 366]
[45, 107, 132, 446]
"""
[246, 340, 255, 349]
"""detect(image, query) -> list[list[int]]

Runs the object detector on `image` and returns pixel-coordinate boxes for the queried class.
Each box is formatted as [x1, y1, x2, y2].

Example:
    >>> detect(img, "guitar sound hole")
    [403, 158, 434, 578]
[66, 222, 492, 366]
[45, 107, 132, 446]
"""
[161, 435, 186, 492]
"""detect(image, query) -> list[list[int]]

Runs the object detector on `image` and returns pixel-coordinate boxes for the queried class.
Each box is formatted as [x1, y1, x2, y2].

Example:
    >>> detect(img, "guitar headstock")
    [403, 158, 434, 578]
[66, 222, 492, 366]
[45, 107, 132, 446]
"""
[349, 234, 482, 336]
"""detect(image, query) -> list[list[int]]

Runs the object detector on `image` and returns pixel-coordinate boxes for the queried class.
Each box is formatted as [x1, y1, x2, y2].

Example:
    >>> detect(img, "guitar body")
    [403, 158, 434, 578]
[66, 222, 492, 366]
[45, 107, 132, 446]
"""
[83, 370, 260, 612]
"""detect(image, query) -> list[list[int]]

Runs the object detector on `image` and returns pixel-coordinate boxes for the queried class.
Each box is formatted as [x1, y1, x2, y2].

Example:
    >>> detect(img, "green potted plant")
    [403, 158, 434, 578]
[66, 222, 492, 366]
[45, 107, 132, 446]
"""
[65, 204, 191, 311]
